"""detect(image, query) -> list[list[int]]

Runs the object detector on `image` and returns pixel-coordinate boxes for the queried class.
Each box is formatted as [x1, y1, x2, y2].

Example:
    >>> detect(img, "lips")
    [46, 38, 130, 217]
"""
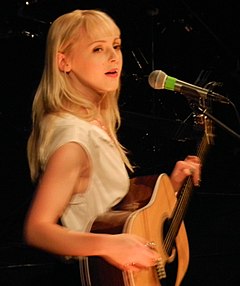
[105, 69, 118, 78]
[105, 71, 117, 75]
[105, 68, 118, 76]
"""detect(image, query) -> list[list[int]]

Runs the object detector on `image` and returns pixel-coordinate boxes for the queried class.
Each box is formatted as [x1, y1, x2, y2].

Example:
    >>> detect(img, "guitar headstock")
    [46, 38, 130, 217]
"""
[193, 112, 215, 146]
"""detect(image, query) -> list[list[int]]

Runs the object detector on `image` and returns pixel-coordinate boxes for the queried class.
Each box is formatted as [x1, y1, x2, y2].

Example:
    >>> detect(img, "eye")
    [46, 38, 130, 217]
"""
[113, 44, 121, 50]
[93, 47, 103, 53]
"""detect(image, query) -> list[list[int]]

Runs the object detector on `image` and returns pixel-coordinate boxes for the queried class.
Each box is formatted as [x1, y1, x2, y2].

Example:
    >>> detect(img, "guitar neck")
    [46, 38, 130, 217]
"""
[165, 129, 212, 253]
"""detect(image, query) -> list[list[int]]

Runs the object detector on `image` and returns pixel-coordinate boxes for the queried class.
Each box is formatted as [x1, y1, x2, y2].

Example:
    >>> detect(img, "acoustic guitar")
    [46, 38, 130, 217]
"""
[80, 114, 214, 286]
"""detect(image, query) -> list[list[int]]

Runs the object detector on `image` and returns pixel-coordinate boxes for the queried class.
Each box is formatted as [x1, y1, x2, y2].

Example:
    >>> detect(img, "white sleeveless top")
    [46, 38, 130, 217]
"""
[39, 113, 130, 232]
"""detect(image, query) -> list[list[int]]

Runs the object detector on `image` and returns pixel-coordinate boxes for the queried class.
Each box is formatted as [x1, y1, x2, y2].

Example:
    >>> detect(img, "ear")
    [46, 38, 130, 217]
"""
[57, 52, 71, 73]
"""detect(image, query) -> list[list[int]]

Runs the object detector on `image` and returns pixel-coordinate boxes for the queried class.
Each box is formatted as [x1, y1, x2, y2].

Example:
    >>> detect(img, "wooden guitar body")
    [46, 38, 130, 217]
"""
[80, 174, 189, 286]
[123, 174, 189, 286]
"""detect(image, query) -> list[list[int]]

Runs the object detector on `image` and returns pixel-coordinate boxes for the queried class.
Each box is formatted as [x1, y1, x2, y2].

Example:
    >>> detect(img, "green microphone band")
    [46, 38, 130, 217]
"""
[165, 76, 176, 91]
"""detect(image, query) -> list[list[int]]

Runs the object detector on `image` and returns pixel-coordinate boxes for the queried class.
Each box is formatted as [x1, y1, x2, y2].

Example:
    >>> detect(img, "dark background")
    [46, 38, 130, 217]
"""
[1, 0, 240, 285]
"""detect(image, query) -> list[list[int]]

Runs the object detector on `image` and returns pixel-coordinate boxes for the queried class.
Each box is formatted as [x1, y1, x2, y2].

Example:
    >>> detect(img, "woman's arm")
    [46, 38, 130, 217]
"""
[24, 142, 159, 271]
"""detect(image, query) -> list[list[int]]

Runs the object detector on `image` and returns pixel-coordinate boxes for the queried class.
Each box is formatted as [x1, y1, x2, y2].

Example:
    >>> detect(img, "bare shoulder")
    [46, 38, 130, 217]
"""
[43, 142, 90, 184]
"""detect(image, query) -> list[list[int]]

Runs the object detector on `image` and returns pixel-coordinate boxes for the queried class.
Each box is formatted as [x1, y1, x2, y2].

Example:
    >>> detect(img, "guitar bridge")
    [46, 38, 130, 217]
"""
[155, 257, 167, 280]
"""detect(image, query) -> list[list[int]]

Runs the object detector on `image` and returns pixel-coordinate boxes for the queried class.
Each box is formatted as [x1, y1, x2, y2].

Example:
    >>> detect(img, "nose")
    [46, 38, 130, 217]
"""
[108, 48, 120, 62]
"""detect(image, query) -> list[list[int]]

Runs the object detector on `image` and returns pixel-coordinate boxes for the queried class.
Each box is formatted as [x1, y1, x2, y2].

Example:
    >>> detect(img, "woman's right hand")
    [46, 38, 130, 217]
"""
[100, 233, 161, 271]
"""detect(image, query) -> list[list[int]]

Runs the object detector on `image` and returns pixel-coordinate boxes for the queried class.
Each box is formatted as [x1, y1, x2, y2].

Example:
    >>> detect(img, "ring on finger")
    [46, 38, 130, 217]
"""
[189, 168, 195, 175]
[145, 241, 156, 249]
[123, 262, 135, 271]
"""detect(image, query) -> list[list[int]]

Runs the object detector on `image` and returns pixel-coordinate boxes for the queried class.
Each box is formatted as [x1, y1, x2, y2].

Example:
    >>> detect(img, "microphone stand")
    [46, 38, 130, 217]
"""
[198, 105, 240, 142]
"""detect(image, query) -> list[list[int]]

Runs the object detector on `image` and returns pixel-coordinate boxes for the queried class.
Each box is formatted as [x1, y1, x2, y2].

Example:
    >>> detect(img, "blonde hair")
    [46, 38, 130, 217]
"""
[27, 9, 133, 181]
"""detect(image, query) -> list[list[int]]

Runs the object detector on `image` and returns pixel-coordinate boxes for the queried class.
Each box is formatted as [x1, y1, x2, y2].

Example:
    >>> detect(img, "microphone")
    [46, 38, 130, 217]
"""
[148, 70, 230, 104]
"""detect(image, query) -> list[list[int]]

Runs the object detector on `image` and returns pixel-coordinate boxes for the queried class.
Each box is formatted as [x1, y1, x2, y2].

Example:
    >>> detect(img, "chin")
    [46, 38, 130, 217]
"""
[102, 85, 119, 93]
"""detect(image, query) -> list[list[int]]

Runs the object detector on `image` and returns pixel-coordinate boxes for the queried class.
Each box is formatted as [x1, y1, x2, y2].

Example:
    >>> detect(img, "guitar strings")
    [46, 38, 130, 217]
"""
[163, 132, 209, 255]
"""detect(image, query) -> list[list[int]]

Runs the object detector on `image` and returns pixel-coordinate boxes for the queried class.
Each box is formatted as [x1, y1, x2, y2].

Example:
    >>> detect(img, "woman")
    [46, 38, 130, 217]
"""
[24, 9, 201, 276]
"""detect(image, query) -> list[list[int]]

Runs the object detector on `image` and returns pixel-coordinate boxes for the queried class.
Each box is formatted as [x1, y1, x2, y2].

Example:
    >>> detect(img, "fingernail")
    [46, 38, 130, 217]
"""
[195, 179, 201, 187]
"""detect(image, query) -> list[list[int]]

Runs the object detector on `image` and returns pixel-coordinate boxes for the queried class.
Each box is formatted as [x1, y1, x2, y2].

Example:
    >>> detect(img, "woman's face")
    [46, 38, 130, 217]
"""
[66, 29, 122, 99]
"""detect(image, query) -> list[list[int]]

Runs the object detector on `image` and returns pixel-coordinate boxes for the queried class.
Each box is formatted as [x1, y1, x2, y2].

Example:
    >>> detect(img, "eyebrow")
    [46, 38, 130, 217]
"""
[88, 37, 121, 46]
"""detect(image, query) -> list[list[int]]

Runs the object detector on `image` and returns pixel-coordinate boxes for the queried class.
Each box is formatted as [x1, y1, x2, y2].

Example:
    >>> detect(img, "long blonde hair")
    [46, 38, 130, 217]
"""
[27, 9, 133, 181]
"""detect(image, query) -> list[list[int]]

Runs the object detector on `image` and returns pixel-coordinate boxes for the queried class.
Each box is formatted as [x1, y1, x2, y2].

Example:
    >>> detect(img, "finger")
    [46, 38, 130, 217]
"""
[122, 262, 141, 272]
[145, 241, 157, 249]
[193, 167, 201, 187]
[182, 167, 195, 176]
[123, 256, 160, 272]
[188, 165, 201, 186]
[123, 261, 149, 272]
[182, 164, 201, 186]
[185, 155, 201, 164]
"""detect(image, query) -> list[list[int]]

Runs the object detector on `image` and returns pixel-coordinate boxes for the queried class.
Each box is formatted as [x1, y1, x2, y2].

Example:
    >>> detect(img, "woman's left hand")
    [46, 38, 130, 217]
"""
[170, 155, 201, 193]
